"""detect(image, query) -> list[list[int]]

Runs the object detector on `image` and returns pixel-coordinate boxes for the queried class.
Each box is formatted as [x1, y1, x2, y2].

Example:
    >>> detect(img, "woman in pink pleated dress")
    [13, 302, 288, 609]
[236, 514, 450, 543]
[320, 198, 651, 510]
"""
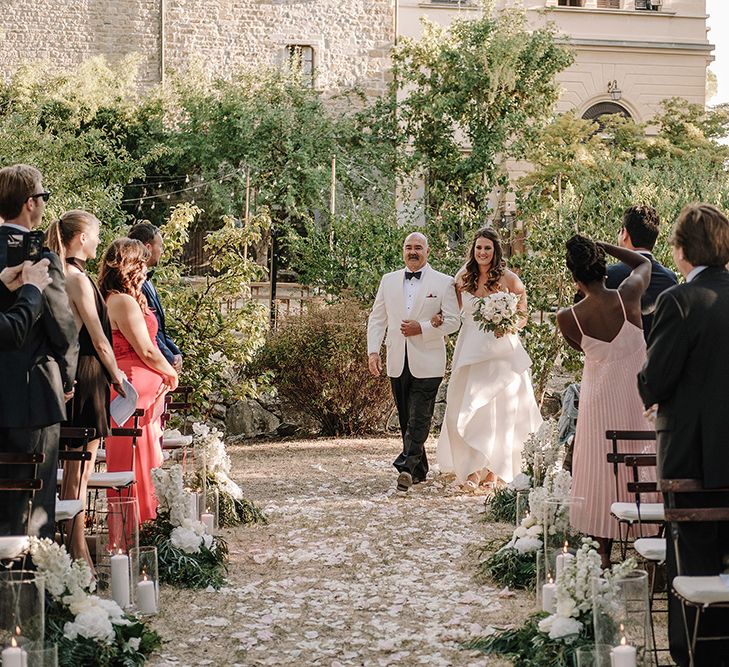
[557, 235, 654, 568]
[98, 238, 178, 523]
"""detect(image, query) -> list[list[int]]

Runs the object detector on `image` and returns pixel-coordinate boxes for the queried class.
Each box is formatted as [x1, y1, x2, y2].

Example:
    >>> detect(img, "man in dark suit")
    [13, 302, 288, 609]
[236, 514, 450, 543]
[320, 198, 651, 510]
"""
[128, 223, 182, 372]
[0, 260, 52, 349]
[606, 205, 677, 339]
[0, 164, 79, 539]
[637, 203, 729, 666]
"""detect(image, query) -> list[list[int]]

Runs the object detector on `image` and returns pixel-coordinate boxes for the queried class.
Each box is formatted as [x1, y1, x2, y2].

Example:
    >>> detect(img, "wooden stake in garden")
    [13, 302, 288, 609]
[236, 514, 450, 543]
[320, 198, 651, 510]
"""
[243, 166, 251, 260]
[329, 155, 336, 251]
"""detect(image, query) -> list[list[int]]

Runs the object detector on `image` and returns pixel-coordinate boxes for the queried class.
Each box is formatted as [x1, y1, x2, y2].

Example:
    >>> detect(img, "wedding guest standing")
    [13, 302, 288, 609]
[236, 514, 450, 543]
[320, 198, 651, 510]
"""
[436, 227, 542, 491]
[367, 232, 460, 494]
[605, 205, 677, 339]
[638, 203, 729, 667]
[556, 236, 653, 568]
[128, 223, 182, 372]
[0, 260, 52, 349]
[46, 211, 127, 567]
[0, 164, 78, 539]
[100, 238, 178, 523]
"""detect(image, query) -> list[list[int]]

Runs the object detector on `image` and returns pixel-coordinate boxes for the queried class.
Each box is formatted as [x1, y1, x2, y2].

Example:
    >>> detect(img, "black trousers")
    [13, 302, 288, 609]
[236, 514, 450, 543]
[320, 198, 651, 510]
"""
[390, 355, 441, 481]
[0, 424, 59, 539]
[665, 491, 729, 667]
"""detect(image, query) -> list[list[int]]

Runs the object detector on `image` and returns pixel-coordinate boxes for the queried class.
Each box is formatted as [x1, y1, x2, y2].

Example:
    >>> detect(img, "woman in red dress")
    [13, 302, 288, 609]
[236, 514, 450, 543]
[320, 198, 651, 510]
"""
[99, 238, 178, 523]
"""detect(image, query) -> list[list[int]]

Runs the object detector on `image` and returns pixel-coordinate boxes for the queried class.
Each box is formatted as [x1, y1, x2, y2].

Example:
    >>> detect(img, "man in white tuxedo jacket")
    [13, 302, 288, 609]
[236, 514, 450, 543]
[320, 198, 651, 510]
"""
[367, 232, 460, 493]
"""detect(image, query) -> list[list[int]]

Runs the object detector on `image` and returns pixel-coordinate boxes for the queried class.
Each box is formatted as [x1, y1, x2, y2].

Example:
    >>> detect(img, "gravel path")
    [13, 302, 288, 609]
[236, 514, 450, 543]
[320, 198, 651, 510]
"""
[148, 437, 532, 666]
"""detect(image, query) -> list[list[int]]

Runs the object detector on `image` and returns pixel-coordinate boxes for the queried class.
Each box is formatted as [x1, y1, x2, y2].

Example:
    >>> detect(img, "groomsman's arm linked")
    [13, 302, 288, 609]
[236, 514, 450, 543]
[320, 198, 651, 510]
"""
[637, 291, 690, 408]
[420, 276, 460, 341]
[367, 276, 388, 376]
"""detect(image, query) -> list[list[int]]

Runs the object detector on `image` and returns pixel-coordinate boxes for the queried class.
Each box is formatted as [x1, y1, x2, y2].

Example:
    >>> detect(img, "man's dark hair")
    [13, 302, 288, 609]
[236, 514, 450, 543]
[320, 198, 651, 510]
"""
[128, 222, 160, 245]
[622, 205, 660, 250]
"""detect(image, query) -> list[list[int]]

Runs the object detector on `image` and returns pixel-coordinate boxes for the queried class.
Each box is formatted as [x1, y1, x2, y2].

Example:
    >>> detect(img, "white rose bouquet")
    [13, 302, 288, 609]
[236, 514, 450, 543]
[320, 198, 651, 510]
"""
[472, 290, 524, 337]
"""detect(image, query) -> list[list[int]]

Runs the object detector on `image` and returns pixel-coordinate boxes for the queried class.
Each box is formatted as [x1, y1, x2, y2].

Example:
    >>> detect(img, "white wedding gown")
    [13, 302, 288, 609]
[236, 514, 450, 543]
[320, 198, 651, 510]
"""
[437, 292, 543, 484]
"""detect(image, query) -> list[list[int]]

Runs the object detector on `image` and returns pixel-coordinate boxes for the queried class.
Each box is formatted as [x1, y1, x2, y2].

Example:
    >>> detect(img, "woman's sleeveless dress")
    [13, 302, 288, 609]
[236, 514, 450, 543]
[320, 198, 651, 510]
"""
[569, 293, 655, 539]
[105, 307, 166, 524]
[436, 292, 543, 483]
[64, 257, 112, 437]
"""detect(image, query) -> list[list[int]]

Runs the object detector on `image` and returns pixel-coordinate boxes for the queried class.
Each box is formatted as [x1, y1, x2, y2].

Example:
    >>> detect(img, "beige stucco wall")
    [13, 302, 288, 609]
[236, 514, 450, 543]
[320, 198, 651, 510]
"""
[0, 0, 395, 96]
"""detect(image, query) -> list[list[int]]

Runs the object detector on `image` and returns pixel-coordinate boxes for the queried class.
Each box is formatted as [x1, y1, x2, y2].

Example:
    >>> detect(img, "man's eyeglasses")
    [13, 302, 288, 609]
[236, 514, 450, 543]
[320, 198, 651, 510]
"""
[28, 191, 51, 202]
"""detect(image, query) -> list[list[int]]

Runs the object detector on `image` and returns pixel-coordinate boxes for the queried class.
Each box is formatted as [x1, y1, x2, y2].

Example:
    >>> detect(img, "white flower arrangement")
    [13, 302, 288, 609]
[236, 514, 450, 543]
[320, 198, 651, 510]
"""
[527, 468, 573, 538]
[152, 464, 189, 526]
[28, 538, 129, 644]
[472, 290, 524, 337]
[191, 421, 243, 501]
[507, 472, 532, 492]
[170, 518, 214, 554]
[521, 419, 563, 482]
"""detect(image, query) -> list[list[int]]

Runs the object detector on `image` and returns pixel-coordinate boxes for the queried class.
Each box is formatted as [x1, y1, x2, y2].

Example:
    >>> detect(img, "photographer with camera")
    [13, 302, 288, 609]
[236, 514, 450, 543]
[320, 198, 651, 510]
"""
[0, 259, 52, 348]
[0, 164, 79, 539]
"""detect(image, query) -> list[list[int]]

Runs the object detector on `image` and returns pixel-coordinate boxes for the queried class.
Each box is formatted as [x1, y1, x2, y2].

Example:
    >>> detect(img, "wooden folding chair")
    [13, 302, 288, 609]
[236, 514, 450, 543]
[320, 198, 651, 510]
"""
[660, 478, 729, 667]
[605, 430, 663, 559]
[0, 452, 44, 562]
[57, 427, 96, 537]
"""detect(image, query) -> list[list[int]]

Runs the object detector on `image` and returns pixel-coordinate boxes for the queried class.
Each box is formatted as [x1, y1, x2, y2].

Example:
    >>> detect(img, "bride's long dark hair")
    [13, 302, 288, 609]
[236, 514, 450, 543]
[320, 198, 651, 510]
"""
[461, 227, 506, 294]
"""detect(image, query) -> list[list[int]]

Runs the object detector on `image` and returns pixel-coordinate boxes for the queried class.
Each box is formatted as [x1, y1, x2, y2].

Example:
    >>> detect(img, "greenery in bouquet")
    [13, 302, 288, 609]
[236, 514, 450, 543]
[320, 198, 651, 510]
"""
[28, 538, 161, 667]
[189, 422, 268, 527]
[141, 466, 228, 589]
[468, 539, 638, 667]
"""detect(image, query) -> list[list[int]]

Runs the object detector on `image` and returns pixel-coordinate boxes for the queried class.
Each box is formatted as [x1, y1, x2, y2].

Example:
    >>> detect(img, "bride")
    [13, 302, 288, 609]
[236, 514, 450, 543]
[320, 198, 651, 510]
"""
[435, 227, 543, 490]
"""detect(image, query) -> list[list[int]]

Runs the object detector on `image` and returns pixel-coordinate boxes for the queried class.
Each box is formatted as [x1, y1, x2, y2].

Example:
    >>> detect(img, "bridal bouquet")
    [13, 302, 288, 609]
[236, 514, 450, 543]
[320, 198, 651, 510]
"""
[472, 291, 524, 337]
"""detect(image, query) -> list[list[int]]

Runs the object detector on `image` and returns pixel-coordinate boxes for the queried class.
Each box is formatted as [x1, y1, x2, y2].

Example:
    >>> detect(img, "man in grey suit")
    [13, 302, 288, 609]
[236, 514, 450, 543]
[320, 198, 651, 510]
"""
[0, 164, 78, 538]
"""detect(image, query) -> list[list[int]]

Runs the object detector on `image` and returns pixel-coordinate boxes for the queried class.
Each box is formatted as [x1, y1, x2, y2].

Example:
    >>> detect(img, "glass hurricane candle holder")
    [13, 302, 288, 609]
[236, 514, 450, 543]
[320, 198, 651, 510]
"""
[592, 570, 654, 666]
[575, 643, 613, 667]
[25, 641, 58, 667]
[515, 490, 530, 528]
[536, 547, 570, 612]
[200, 486, 219, 534]
[0, 570, 45, 656]
[541, 496, 584, 549]
[130, 546, 159, 616]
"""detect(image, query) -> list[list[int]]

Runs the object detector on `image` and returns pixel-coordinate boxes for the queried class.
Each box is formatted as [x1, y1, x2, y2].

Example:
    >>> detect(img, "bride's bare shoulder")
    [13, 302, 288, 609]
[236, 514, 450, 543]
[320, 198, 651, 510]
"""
[502, 269, 525, 294]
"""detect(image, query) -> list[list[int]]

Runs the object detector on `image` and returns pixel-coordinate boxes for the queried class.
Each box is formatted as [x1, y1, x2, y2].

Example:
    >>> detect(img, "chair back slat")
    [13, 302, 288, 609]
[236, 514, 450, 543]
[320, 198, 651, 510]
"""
[0, 479, 42, 490]
[627, 481, 658, 494]
[0, 453, 45, 465]
[605, 430, 657, 441]
[110, 428, 143, 438]
[58, 451, 92, 462]
[59, 427, 97, 441]
[624, 455, 657, 467]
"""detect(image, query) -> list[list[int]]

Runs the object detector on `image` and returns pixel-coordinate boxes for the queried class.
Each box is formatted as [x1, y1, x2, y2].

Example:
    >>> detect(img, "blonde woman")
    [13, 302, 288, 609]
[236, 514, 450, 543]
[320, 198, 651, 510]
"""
[46, 210, 126, 568]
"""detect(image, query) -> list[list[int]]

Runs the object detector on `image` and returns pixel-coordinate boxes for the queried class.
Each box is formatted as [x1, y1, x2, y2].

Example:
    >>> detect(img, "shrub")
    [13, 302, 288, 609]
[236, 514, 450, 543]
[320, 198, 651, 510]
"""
[253, 300, 392, 436]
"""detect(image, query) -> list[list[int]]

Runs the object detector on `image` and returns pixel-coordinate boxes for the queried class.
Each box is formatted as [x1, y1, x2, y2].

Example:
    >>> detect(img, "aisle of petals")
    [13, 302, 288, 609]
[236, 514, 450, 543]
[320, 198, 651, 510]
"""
[149, 438, 530, 666]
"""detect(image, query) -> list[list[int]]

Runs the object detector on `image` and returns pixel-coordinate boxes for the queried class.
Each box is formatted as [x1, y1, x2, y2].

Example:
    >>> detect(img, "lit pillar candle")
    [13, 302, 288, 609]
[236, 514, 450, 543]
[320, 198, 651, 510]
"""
[611, 636, 637, 667]
[111, 549, 130, 608]
[541, 576, 557, 613]
[2, 638, 25, 667]
[136, 573, 157, 614]
[201, 512, 214, 534]
[555, 541, 574, 580]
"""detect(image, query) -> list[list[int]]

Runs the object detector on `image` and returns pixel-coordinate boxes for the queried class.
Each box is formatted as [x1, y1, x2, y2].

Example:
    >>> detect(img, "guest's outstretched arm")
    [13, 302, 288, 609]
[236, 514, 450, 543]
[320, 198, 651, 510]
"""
[598, 242, 651, 293]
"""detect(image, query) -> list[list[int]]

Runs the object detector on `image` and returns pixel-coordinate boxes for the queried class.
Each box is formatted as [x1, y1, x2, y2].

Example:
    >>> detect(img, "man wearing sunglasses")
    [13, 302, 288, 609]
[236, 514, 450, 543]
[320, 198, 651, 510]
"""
[0, 164, 79, 540]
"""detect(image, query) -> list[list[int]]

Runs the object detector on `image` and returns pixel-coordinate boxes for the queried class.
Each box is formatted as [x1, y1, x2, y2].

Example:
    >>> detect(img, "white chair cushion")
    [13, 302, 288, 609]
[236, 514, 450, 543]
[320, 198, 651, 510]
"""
[634, 537, 666, 562]
[57, 469, 134, 488]
[611, 502, 665, 522]
[96, 449, 106, 463]
[55, 498, 84, 522]
[162, 435, 193, 449]
[0, 536, 29, 560]
[673, 576, 729, 606]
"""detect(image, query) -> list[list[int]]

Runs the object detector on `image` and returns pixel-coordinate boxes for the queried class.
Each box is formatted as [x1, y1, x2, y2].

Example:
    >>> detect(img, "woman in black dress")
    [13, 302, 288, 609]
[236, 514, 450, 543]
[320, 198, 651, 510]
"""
[46, 210, 126, 568]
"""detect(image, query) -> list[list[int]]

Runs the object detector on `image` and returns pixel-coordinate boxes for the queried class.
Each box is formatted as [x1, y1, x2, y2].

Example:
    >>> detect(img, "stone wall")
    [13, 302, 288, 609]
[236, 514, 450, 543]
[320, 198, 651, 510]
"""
[0, 0, 394, 97]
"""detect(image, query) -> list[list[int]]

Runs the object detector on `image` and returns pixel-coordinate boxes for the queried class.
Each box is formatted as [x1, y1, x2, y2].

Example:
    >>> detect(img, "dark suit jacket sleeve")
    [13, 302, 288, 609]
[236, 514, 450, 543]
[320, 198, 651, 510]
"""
[41, 251, 79, 391]
[605, 263, 630, 290]
[155, 330, 176, 364]
[0, 284, 42, 350]
[637, 290, 690, 406]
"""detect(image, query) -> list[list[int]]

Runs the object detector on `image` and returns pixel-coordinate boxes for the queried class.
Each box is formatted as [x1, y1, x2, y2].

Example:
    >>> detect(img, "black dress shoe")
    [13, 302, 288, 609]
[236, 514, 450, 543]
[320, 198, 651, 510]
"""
[412, 476, 426, 484]
[396, 472, 413, 493]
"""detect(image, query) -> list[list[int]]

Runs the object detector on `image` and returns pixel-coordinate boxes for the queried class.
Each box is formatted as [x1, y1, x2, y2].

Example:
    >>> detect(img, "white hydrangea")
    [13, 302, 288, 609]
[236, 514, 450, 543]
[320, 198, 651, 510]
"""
[547, 615, 583, 640]
[170, 526, 203, 553]
[513, 536, 542, 554]
[507, 472, 531, 492]
[64, 606, 115, 643]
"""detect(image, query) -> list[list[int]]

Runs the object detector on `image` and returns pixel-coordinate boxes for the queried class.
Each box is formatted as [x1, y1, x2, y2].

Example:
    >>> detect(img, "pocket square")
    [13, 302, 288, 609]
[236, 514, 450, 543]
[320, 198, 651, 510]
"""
[425, 293, 438, 299]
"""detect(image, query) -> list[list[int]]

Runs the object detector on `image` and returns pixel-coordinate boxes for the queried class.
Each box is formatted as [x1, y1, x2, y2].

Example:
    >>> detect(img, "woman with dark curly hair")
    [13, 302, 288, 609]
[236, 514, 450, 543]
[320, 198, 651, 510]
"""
[557, 235, 652, 568]
[100, 238, 178, 523]
[436, 227, 542, 491]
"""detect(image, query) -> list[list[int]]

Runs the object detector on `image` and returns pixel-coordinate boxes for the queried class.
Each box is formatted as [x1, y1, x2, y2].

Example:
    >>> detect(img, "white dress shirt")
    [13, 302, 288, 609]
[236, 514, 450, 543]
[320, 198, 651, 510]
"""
[403, 263, 428, 316]
[686, 265, 708, 282]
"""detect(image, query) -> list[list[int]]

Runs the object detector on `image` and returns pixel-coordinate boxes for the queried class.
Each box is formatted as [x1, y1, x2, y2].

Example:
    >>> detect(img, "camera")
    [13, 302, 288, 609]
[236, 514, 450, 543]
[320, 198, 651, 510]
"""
[3, 231, 44, 267]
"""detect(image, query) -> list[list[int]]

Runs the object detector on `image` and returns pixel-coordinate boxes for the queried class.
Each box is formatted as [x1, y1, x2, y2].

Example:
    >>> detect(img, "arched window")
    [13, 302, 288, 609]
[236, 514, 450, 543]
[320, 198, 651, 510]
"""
[582, 102, 632, 122]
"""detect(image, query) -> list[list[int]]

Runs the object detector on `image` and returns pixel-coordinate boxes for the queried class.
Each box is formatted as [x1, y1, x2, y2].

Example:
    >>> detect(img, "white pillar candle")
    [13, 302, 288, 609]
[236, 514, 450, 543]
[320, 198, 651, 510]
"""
[136, 576, 157, 614]
[201, 512, 214, 534]
[611, 637, 637, 667]
[541, 579, 557, 613]
[111, 550, 130, 608]
[2, 639, 25, 667]
[555, 542, 574, 580]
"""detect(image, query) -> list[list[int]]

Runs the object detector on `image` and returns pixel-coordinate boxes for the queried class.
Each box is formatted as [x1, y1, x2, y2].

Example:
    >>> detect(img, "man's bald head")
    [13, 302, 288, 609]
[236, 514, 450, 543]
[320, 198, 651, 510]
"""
[403, 232, 429, 271]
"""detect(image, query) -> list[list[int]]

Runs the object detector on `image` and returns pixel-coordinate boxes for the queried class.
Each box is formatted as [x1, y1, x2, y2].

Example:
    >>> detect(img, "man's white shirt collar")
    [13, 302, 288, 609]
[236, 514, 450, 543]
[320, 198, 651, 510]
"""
[686, 265, 708, 283]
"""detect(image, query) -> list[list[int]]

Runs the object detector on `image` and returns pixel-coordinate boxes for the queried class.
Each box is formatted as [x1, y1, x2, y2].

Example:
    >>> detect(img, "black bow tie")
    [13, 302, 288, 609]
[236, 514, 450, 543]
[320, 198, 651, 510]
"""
[405, 271, 422, 281]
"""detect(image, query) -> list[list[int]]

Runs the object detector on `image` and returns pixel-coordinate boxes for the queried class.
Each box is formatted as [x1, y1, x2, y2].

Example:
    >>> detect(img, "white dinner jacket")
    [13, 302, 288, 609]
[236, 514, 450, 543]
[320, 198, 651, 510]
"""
[367, 265, 461, 378]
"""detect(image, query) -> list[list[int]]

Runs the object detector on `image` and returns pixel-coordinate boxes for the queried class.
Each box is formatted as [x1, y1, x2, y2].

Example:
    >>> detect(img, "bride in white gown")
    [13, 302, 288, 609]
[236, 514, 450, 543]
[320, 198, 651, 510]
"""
[436, 227, 543, 490]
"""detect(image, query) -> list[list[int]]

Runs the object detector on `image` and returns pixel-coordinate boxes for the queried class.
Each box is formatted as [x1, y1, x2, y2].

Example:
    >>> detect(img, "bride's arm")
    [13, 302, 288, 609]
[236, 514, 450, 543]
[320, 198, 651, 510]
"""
[507, 271, 529, 330]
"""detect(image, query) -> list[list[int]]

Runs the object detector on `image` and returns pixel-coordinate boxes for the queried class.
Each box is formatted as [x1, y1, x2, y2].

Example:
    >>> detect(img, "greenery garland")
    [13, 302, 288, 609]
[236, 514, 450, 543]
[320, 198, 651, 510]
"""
[482, 486, 527, 525]
[140, 512, 228, 589]
[476, 538, 537, 591]
[201, 472, 268, 528]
